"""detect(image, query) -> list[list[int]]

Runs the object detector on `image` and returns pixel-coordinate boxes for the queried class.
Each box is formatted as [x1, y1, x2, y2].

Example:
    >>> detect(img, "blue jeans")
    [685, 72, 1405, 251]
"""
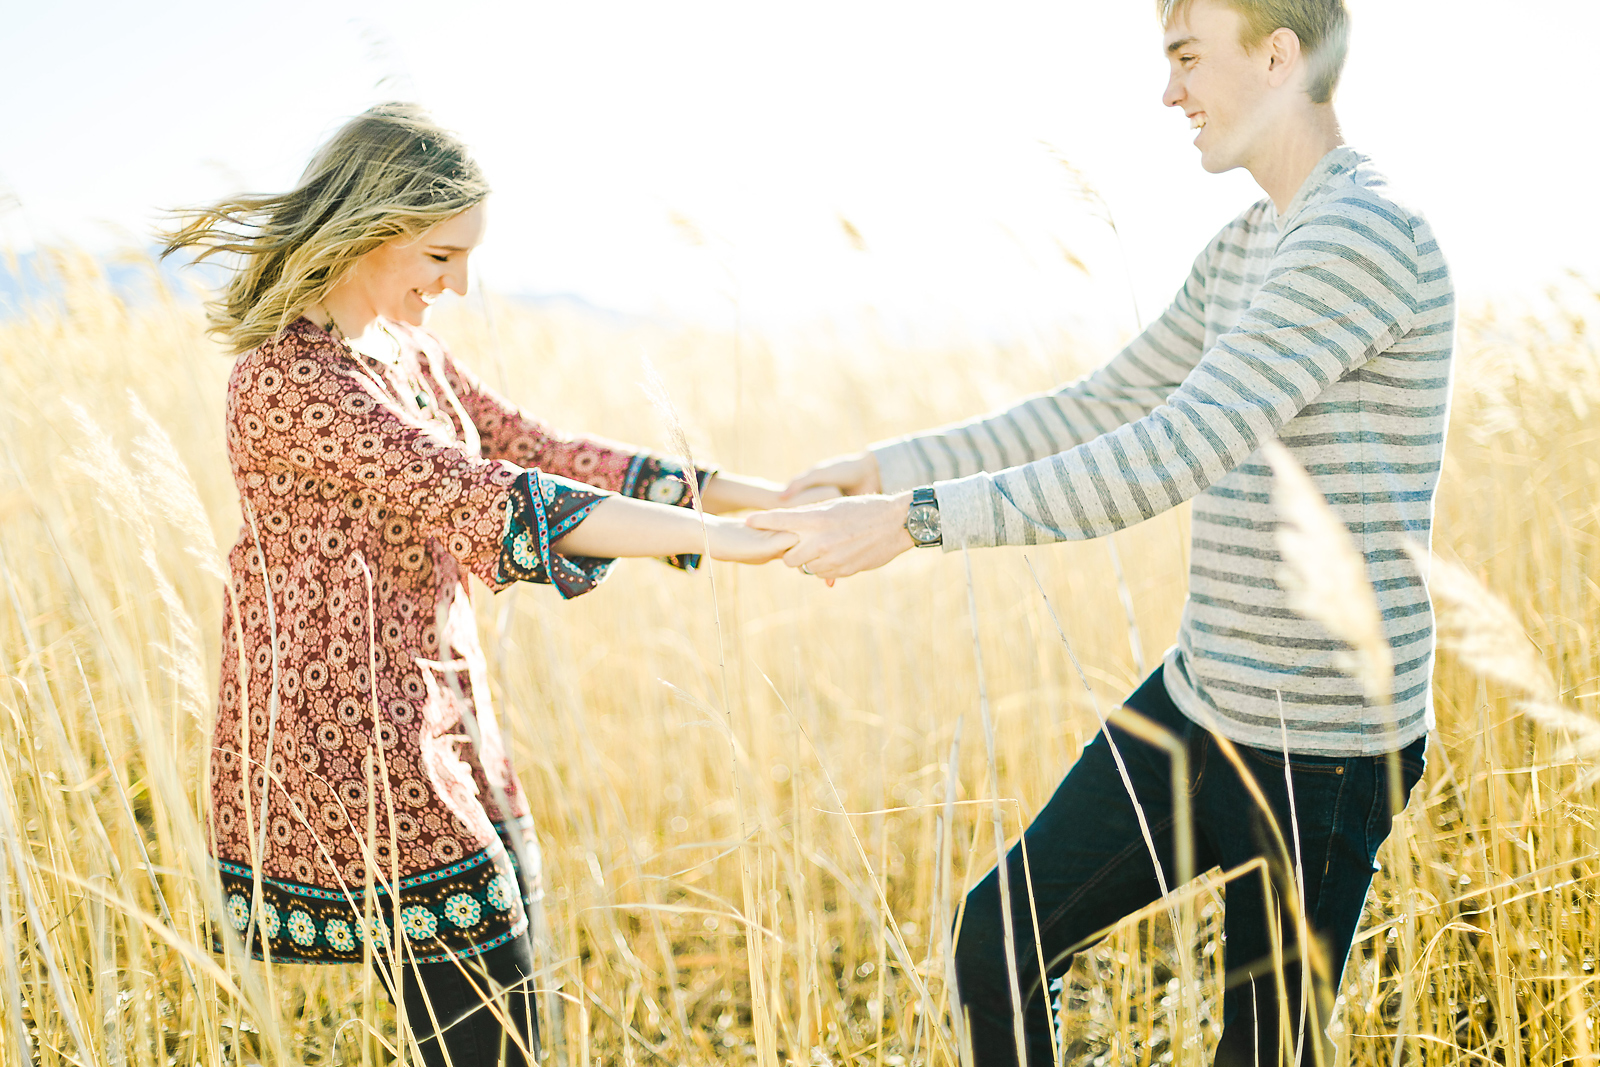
[952, 667, 1426, 1066]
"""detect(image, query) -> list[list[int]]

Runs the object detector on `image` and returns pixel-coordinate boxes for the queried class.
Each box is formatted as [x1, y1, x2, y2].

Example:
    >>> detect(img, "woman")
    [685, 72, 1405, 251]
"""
[166, 102, 810, 1065]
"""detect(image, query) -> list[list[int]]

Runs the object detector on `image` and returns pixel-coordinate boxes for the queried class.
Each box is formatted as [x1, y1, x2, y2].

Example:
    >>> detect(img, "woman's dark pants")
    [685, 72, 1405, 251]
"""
[952, 667, 1426, 1066]
[372, 848, 542, 1067]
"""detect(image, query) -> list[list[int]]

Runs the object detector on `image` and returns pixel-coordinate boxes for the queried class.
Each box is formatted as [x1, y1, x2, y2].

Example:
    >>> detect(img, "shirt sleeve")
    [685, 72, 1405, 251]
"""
[931, 210, 1421, 549]
[868, 244, 1214, 494]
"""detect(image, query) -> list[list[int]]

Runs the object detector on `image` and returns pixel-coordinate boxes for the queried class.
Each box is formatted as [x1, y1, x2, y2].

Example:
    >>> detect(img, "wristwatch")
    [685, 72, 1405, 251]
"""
[904, 486, 942, 548]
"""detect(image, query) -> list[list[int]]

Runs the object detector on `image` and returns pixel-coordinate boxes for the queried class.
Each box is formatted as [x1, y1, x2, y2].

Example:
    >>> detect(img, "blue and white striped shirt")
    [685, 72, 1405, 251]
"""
[872, 148, 1454, 756]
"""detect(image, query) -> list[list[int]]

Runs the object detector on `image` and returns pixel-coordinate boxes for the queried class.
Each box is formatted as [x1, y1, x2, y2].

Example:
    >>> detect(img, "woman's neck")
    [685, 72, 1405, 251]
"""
[306, 294, 390, 345]
[304, 297, 403, 365]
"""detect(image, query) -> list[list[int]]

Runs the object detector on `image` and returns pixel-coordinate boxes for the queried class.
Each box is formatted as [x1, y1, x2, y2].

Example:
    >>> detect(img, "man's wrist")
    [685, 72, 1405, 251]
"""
[859, 453, 884, 495]
[889, 491, 915, 550]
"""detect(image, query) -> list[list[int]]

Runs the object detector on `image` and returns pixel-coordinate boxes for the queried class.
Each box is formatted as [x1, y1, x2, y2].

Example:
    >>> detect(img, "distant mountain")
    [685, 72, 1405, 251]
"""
[0, 246, 227, 317]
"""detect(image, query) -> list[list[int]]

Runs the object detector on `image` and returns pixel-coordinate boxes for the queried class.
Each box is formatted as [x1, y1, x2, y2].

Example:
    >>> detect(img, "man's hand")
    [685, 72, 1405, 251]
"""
[745, 493, 914, 581]
[779, 451, 882, 501]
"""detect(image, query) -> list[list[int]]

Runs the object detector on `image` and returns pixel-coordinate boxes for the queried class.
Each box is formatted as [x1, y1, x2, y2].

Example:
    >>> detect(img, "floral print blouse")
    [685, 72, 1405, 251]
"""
[211, 317, 705, 964]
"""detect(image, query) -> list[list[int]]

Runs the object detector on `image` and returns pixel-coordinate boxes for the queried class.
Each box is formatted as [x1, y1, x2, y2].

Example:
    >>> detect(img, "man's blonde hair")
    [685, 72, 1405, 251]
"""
[1158, 0, 1350, 104]
[163, 103, 489, 355]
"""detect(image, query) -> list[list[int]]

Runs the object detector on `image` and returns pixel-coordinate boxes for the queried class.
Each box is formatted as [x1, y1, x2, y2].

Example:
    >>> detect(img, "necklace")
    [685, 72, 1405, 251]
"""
[308, 303, 435, 415]
[310, 304, 402, 366]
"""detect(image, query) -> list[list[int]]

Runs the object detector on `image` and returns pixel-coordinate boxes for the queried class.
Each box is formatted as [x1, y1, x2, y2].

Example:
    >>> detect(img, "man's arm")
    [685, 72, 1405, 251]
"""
[754, 208, 1422, 576]
[782, 246, 1214, 500]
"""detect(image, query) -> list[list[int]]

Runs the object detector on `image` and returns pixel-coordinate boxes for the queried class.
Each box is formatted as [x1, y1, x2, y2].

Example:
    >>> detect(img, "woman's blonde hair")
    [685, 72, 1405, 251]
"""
[163, 102, 489, 355]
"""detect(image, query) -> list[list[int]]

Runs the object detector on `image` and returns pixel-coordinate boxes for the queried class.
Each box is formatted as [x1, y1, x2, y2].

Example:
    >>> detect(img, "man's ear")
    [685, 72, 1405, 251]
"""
[1264, 26, 1302, 88]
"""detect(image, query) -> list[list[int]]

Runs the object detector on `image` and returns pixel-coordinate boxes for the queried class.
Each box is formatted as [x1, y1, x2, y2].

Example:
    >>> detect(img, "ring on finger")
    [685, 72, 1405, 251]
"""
[800, 563, 814, 576]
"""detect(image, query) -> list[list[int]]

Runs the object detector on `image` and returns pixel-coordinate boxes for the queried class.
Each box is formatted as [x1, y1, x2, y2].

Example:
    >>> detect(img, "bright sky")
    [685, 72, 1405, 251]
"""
[3, 0, 1593, 337]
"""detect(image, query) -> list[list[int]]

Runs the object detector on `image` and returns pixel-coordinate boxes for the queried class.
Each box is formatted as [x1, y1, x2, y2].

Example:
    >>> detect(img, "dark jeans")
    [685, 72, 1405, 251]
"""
[953, 667, 1426, 1066]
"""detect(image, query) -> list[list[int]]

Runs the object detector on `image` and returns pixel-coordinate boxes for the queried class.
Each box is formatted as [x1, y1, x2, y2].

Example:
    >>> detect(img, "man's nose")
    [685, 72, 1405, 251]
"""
[1162, 72, 1184, 109]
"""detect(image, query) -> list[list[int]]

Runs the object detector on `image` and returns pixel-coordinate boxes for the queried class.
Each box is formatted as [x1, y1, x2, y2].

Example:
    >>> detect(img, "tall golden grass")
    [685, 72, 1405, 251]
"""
[1, 253, 1596, 1065]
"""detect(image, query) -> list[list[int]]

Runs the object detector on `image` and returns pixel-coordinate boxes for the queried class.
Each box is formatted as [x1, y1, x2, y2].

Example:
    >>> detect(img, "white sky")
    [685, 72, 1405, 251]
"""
[3, 0, 1593, 337]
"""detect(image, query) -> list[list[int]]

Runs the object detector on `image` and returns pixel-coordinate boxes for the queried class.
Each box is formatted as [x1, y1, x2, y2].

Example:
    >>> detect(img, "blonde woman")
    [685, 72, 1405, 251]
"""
[166, 103, 812, 1065]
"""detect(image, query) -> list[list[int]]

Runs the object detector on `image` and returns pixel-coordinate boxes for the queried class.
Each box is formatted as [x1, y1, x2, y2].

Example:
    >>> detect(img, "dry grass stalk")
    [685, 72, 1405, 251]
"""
[1265, 440, 1394, 706]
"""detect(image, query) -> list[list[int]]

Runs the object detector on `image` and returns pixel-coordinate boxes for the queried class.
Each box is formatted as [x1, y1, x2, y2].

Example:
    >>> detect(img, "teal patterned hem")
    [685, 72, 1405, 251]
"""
[213, 840, 527, 966]
[497, 470, 614, 598]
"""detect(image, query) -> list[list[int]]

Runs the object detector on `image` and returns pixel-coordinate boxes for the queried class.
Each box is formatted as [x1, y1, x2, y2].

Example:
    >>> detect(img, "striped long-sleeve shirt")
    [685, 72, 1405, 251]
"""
[871, 148, 1455, 756]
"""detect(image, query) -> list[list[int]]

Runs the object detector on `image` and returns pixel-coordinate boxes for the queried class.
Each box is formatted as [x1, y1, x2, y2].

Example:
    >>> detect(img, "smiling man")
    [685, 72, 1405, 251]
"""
[750, 0, 1453, 1062]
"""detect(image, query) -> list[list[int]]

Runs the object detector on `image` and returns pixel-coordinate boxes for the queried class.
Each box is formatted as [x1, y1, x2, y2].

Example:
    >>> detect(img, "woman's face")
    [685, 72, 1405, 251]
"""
[343, 202, 488, 327]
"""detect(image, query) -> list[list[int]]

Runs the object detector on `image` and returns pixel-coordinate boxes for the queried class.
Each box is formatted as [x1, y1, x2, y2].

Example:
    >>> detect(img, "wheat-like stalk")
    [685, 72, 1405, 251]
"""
[1265, 440, 1393, 705]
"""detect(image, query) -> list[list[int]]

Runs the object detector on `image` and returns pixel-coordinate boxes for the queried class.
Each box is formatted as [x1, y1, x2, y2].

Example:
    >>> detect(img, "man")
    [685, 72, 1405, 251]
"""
[748, 0, 1452, 1063]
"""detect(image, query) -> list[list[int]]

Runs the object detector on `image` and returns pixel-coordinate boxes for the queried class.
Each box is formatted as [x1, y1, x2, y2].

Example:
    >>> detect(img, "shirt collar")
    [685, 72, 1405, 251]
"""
[1268, 145, 1364, 230]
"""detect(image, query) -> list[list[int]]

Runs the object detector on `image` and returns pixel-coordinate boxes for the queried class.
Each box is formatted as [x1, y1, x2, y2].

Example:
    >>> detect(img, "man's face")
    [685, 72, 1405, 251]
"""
[1161, 0, 1275, 174]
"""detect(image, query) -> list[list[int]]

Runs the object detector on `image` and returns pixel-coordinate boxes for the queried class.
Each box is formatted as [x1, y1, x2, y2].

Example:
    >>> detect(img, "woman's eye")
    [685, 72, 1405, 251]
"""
[428, 253, 450, 263]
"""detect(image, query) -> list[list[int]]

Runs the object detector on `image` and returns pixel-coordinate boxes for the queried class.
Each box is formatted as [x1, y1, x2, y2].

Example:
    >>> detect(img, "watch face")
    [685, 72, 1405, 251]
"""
[906, 504, 941, 545]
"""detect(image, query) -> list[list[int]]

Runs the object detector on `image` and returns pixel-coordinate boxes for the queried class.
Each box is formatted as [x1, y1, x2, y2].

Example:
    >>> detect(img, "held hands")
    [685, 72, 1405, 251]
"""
[702, 514, 799, 565]
[745, 492, 914, 582]
[779, 452, 882, 501]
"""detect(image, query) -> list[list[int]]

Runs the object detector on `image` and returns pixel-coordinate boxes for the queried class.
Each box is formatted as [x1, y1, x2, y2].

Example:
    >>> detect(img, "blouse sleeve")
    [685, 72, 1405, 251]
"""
[437, 347, 715, 503]
[433, 342, 714, 571]
[495, 470, 615, 598]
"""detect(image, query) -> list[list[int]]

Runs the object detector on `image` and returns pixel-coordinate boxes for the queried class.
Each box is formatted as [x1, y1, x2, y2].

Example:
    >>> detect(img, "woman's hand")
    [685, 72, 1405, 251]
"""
[780, 452, 882, 501]
[703, 515, 799, 564]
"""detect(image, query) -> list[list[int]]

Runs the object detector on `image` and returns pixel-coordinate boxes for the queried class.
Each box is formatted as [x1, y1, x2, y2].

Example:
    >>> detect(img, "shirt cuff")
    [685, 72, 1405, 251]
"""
[497, 471, 615, 598]
[929, 474, 999, 551]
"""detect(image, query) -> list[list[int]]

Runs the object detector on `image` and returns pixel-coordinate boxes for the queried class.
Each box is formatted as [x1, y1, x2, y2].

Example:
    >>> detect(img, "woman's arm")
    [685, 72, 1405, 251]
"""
[553, 495, 796, 563]
[699, 472, 841, 513]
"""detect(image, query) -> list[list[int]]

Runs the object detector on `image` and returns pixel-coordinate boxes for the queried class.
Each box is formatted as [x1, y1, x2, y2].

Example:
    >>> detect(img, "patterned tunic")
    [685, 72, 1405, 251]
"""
[211, 317, 704, 964]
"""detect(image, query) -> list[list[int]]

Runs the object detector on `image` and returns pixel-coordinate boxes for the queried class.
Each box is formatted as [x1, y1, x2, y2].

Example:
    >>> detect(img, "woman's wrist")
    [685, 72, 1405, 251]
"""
[551, 495, 708, 559]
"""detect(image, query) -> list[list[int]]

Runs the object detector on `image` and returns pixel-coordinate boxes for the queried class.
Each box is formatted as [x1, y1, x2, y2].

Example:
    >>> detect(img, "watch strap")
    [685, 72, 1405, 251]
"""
[906, 486, 942, 547]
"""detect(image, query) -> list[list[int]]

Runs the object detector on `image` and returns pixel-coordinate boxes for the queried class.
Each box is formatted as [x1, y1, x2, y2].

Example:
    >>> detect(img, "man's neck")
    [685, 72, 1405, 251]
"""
[1246, 106, 1344, 215]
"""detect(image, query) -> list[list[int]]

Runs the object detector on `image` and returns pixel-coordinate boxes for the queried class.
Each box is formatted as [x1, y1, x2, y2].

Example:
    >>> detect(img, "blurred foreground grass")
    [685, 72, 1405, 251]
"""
[0, 254, 1597, 1065]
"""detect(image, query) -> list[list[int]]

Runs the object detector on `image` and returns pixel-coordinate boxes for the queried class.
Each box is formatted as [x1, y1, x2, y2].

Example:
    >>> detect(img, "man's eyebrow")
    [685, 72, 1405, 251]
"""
[1166, 35, 1198, 54]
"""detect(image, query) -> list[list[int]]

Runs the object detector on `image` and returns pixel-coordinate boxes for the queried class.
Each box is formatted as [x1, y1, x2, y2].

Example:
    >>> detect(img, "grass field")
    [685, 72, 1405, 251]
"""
[0, 255, 1596, 1065]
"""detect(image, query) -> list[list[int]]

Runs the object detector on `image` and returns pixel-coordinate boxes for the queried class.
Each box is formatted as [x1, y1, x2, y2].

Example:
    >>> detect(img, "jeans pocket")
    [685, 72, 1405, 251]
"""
[1244, 744, 1348, 776]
